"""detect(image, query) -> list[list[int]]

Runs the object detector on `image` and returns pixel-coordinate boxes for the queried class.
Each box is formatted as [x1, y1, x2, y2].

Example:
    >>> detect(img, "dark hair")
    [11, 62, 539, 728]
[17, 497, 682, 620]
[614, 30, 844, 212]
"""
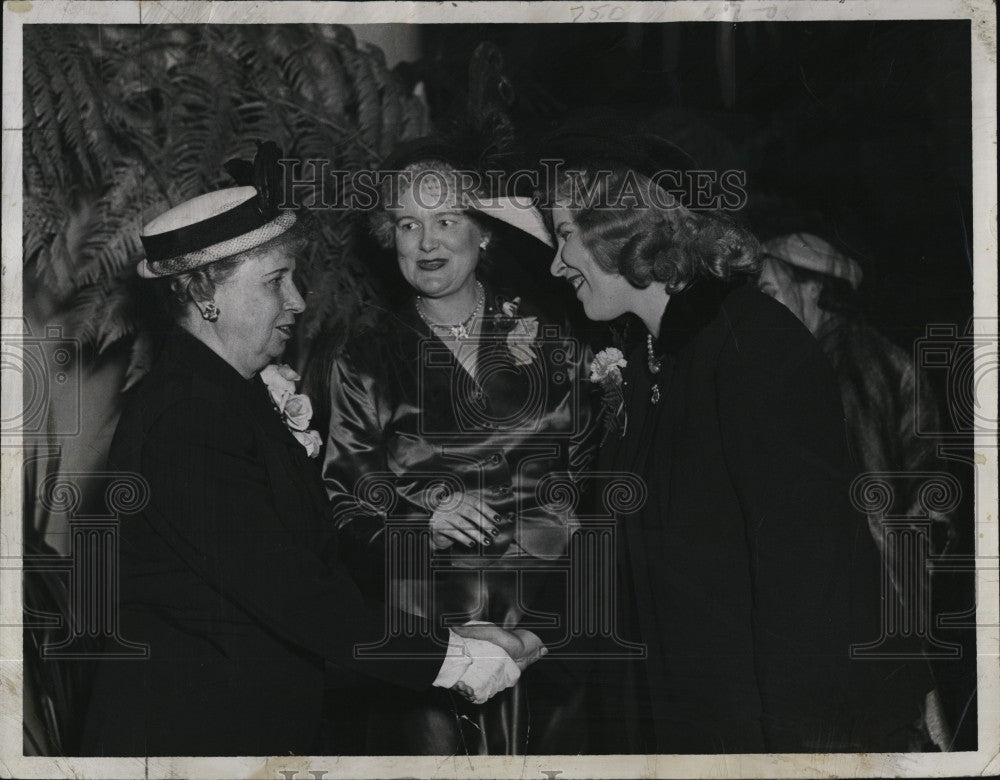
[151, 222, 309, 322]
[548, 166, 760, 293]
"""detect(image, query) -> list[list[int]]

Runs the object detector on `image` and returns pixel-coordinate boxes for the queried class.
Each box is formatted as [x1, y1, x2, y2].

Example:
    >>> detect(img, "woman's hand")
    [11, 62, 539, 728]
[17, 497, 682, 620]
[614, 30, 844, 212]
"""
[429, 496, 501, 550]
[452, 624, 547, 671]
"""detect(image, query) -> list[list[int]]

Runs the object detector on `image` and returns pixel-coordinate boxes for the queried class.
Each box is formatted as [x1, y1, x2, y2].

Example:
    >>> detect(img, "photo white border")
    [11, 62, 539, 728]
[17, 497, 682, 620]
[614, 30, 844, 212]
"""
[2, 2, 996, 778]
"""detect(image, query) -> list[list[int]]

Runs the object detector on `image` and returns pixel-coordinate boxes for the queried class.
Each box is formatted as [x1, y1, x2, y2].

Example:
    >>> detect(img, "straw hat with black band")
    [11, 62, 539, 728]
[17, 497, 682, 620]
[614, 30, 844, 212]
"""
[137, 141, 296, 280]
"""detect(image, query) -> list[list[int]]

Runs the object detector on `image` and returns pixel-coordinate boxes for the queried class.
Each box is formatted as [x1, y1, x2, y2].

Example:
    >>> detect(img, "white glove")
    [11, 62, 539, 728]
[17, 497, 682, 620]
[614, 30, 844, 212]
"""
[432, 629, 521, 704]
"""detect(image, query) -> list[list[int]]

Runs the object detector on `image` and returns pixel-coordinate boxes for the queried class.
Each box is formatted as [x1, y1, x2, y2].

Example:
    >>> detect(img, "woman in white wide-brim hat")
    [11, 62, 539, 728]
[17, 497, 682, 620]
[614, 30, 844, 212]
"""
[321, 134, 597, 755]
[80, 147, 543, 757]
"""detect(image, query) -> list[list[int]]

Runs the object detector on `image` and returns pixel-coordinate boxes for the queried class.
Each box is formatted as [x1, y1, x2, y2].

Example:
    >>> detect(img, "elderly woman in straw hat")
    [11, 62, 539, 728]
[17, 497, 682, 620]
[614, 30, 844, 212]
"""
[80, 148, 543, 757]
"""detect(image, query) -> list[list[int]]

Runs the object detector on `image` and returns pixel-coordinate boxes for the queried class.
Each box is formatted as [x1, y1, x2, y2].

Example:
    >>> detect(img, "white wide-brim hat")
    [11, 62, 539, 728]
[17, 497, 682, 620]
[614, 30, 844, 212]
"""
[762, 232, 863, 290]
[137, 186, 297, 279]
[470, 194, 553, 249]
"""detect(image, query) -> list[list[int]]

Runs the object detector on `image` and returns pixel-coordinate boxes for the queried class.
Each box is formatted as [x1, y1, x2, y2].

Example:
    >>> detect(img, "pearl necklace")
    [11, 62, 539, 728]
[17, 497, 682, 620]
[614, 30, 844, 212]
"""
[416, 281, 484, 340]
[647, 334, 662, 404]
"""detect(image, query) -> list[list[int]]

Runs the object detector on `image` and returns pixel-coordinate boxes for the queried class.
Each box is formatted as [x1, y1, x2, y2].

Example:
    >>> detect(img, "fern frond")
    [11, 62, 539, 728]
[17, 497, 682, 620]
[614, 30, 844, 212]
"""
[24, 23, 437, 366]
[67, 280, 134, 354]
[75, 165, 170, 288]
[361, 43, 404, 157]
[23, 32, 66, 188]
[337, 34, 383, 166]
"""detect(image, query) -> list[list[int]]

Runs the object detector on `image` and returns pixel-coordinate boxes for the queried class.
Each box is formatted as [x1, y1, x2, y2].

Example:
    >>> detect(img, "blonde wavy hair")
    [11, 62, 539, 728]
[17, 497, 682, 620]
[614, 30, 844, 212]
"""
[549, 166, 761, 293]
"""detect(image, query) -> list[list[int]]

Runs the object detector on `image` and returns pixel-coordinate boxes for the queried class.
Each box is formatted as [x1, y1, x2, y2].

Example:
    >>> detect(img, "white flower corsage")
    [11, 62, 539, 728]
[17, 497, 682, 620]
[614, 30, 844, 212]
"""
[260, 364, 323, 458]
[589, 347, 627, 385]
[498, 297, 538, 366]
[589, 347, 628, 440]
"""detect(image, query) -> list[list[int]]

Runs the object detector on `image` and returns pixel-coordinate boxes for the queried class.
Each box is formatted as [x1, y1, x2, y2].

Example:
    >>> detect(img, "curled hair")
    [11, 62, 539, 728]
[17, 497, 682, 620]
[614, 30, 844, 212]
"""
[369, 159, 453, 249]
[367, 160, 496, 268]
[549, 166, 760, 292]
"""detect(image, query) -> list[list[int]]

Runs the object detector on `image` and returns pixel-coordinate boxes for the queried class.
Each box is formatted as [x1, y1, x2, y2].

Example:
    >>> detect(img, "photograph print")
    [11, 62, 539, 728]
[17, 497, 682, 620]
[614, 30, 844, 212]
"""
[1, 2, 997, 779]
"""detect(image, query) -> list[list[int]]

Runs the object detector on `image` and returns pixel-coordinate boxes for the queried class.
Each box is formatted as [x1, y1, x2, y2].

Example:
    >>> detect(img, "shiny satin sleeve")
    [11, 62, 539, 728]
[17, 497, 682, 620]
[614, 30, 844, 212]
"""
[321, 349, 399, 591]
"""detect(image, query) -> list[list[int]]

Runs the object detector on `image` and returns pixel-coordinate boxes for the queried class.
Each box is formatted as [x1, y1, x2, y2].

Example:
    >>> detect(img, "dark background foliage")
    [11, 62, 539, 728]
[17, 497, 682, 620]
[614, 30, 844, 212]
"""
[23, 24, 430, 387]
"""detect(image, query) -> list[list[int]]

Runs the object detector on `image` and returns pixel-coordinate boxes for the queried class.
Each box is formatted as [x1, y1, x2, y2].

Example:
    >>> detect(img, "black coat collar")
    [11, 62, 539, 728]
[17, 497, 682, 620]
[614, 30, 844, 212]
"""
[654, 276, 747, 355]
[163, 326, 257, 392]
[160, 327, 285, 435]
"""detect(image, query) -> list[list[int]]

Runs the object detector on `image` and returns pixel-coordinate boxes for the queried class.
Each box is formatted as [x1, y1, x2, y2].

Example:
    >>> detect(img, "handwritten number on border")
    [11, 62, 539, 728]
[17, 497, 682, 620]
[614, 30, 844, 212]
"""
[570, 5, 626, 22]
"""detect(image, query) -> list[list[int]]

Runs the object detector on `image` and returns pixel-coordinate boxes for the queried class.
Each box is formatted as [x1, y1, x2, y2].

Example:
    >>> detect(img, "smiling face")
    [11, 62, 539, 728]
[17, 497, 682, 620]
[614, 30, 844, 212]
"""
[549, 204, 637, 322]
[389, 175, 486, 301]
[207, 247, 306, 377]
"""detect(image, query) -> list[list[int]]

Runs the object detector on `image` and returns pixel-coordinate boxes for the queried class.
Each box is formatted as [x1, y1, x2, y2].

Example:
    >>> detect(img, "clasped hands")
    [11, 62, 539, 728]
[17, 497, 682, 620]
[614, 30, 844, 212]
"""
[428, 497, 546, 703]
[446, 623, 547, 705]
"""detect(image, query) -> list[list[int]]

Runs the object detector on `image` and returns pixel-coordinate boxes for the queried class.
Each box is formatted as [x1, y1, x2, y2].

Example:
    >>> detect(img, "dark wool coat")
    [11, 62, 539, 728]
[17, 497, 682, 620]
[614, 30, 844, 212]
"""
[82, 329, 444, 756]
[590, 278, 931, 754]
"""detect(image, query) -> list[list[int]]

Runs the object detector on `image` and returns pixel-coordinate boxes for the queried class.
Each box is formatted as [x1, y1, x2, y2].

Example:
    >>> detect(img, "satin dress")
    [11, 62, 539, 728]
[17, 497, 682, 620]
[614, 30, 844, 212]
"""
[322, 285, 597, 754]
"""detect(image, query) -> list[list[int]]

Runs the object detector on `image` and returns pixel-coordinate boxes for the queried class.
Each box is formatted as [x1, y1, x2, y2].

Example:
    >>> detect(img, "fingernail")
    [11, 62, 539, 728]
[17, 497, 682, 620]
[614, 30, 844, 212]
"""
[491, 527, 500, 536]
[493, 514, 501, 524]
[483, 537, 492, 546]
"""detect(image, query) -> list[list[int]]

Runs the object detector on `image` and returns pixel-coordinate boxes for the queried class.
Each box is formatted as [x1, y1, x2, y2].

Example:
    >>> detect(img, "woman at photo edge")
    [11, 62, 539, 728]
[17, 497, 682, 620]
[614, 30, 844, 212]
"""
[79, 174, 541, 756]
[543, 135, 934, 753]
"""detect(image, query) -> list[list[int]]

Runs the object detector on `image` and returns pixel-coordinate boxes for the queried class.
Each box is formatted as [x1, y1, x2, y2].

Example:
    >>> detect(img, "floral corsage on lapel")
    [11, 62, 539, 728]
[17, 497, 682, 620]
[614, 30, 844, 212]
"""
[494, 295, 539, 366]
[260, 364, 323, 457]
[590, 347, 628, 442]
